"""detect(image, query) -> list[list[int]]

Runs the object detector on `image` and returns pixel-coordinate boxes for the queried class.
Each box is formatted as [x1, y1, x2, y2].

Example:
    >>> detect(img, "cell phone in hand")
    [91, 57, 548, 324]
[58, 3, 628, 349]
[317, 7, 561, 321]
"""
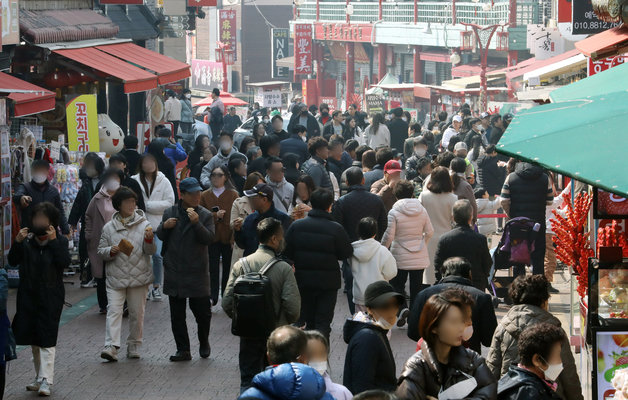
[211, 206, 220, 212]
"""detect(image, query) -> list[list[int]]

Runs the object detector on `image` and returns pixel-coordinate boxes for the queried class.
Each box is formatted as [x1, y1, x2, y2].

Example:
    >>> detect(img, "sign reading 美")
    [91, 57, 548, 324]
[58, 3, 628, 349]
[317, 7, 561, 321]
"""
[66, 95, 99, 152]
[294, 24, 312, 75]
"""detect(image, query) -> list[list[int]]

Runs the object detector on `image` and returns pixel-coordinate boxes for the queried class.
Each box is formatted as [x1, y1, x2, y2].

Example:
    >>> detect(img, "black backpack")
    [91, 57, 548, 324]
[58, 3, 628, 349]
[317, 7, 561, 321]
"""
[231, 257, 280, 337]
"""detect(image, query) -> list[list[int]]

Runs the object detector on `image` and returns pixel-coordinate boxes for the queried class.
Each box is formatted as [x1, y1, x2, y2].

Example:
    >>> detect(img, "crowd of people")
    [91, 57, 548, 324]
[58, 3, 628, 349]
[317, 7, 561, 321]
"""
[6, 91, 581, 400]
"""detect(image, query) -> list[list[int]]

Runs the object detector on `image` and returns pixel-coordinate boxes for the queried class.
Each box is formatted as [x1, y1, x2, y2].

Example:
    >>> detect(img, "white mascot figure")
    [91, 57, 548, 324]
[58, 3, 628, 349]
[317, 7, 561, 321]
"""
[98, 114, 125, 155]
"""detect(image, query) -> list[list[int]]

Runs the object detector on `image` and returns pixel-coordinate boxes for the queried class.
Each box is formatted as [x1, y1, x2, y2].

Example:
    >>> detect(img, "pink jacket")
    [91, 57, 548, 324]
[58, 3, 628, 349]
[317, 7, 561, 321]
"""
[85, 188, 116, 278]
[381, 198, 434, 270]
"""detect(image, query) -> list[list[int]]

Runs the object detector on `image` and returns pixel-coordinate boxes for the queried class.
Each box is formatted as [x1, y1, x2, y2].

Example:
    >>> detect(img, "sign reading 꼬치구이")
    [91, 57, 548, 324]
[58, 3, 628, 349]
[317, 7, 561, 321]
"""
[66, 95, 99, 152]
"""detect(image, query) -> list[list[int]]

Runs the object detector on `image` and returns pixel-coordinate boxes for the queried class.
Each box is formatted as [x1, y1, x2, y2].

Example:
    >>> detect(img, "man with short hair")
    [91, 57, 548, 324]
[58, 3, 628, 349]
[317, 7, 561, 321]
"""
[118, 135, 140, 175]
[284, 189, 353, 341]
[333, 167, 387, 314]
[201, 131, 243, 188]
[453, 141, 475, 182]
[208, 88, 225, 142]
[280, 125, 309, 164]
[464, 117, 488, 148]
[223, 106, 242, 134]
[433, 199, 492, 290]
[371, 160, 402, 212]
[322, 110, 347, 140]
[156, 177, 215, 362]
[477, 144, 506, 197]
[265, 157, 294, 214]
[326, 138, 347, 182]
[480, 111, 492, 141]
[489, 114, 504, 144]
[405, 138, 429, 181]
[235, 183, 291, 256]
[270, 115, 289, 142]
[387, 107, 409, 153]
[287, 103, 321, 139]
[248, 135, 281, 176]
[347, 103, 366, 129]
[223, 218, 301, 391]
[441, 115, 462, 149]
[407, 256, 497, 353]
[301, 137, 333, 191]
[363, 147, 393, 190]
[318, 103, 331, 126]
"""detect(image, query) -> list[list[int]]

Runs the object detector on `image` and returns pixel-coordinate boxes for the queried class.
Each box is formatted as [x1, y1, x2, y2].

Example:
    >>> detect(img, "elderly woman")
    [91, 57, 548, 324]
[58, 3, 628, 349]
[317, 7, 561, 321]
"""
[97, 187, 156, 362]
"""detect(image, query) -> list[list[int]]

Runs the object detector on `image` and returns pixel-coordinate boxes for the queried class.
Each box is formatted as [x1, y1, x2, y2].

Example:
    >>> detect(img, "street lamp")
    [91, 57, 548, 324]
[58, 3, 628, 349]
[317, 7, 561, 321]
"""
[216, 41, 235, 92]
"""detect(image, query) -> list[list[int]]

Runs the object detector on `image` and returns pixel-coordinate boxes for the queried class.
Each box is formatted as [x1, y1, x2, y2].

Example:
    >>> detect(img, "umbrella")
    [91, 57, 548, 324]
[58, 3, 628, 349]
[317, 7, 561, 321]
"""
[497, 90, 628, 197]
[194, 92, 249, 107]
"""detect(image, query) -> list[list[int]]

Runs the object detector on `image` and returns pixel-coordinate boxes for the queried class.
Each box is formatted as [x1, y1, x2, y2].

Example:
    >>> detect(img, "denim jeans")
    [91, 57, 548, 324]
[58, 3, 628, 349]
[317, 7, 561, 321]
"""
[152, 236, 163, 287]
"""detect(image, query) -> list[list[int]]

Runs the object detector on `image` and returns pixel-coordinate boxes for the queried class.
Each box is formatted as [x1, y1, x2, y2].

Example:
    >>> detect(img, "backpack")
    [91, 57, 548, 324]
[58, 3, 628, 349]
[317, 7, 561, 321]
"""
[231, 256, 280, 337]
[493, 217, 541, 269]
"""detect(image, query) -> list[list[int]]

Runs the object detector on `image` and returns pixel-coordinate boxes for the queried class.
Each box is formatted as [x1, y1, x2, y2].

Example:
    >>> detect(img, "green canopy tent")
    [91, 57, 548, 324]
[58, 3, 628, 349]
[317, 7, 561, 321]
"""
[549, 60, 628, 102]
[496, 90, 628, 197]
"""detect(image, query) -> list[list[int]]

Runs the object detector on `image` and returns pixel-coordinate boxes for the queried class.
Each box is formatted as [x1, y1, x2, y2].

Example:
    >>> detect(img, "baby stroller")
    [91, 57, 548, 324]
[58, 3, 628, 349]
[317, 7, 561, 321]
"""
[489, 217, 542, 305]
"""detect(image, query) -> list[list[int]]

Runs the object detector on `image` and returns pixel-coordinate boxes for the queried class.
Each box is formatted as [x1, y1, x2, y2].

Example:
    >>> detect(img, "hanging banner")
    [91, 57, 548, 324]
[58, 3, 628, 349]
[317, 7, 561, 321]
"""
[66, 95, 99, 152]
[191, 59, 223, 92]
[272, 28, 290, 78]
[219, 9, 237, 61]
[294, 23, 313, 76]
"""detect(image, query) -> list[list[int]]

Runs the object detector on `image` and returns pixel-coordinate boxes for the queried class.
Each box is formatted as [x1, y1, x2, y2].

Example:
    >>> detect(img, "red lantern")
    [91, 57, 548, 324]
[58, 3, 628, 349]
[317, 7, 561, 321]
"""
[496, 31, 509, 51]
[460, 31, 473, 51]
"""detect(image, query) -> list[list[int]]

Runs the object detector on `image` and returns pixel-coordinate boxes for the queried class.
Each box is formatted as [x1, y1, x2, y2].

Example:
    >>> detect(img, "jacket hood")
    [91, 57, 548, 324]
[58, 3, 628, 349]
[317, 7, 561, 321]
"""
[497, 366, 559, 398]
[351, 238, 381, 262]
[110, 209, 147, 231]
[266, 176, 288, 189]
[217, 147, 238, 159]
[501, 304, 559, 338]
[343, 316, 384, 344]
[392, 198, 426, 216]
[247, 363, 328, 400]
[515, 162, 544, 180]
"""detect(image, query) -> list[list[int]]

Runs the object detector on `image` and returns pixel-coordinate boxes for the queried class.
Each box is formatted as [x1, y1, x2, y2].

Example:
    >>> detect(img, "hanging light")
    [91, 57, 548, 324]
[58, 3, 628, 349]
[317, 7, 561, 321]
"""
[450, 52, 461, 65]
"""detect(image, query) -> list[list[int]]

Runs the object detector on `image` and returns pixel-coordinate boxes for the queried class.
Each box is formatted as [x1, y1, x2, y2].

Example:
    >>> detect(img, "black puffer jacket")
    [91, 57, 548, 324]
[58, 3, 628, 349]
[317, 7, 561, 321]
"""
[343, 318, 397, 395]
[497, 366, 562, 400]
[476, 154, 505, 196]
[501, 163, 550, 223]
[332, 185, 388, 242]
[284, 209, 353, 291]
[396, 343, 497, 400]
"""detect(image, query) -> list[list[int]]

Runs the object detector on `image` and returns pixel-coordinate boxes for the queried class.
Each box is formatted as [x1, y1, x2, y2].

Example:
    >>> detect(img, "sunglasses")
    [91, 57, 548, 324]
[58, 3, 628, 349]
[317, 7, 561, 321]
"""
[210, 173, 225, 178]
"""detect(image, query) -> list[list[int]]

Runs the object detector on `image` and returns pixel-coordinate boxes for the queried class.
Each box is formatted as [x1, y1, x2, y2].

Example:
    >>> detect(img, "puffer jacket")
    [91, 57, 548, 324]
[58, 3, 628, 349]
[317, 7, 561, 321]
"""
[200, 147, 244, 188]
[500, 162, 551, 223]
[497, 366, 563, 400]
[486, 304, 583, 400]
[350, 238, 397, 306]
[381, 199, 434, 270]
[239, 363, 334, 400]
[97, 210, 156, 289]
[476, 197, 501, 236]
[132, 172, 175, 230]
[396, 342, 497, 400]
[301, 156, 333, 191]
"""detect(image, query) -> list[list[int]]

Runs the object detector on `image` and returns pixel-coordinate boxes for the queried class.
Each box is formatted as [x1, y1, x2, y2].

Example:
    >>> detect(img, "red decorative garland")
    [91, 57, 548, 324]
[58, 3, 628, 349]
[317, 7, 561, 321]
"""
[551, 192, 594, 298]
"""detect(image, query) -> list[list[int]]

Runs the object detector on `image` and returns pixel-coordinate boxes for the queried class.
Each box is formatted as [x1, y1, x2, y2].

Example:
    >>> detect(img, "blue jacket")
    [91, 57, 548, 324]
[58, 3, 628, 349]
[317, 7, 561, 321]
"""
[165, 143, 188, 166]
[234, 205, 291, 256]
[280, 134, 309, 165]
[239, 363, 334, 400]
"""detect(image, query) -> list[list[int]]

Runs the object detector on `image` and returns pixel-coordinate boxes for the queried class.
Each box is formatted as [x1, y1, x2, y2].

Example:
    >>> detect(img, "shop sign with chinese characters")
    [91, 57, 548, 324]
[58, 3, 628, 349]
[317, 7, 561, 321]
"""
[294, 24, 312, 76]
[314, 23, 373, 42]
[191, 59, 223, 92]
[526, 25, 565, 60]
[66, 95, 99, 152]
[219, 9, 237, 61]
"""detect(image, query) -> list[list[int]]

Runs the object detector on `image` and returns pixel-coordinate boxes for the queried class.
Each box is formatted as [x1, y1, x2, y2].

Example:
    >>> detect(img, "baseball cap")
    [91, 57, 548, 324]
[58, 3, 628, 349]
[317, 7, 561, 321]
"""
[503, 113, 514, 122]
[364, 281, 404, 309]
[244, 183, 274, 201]
[480, 112, 490, 119]
[384, 160, 402, 174]
[454, 142, 468, 152]
[179, 177, 203, 193]
[452, 115, 463, 123]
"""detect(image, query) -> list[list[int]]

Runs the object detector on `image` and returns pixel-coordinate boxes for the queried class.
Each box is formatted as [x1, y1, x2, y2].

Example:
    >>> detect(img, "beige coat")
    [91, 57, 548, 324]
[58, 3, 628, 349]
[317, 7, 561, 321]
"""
[229, 196, 253, 268]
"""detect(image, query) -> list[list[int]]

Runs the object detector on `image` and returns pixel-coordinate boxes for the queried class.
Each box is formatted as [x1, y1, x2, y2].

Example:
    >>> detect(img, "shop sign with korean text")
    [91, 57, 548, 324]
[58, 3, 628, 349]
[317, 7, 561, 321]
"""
[254, 89, 282, 108]
[314, 22, 373, 42]
[66, 95, 99, 152]
[294, 24, 313, 75]
[219, 9, 237, 61]
[272, 28, 291, 78]
[588, 54, 625, 76]
[191, 59, 223, 92]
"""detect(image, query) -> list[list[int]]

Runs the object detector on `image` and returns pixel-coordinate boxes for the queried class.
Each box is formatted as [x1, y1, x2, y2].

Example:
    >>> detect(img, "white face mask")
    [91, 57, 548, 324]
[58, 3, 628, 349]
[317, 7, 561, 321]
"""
[105, 179, 120, 191]
[185, 94, 191, 99]
[540, 357, 563, 381]
[375, 316, 397, 330]
[220, 141, 232, 152]
[301, 135, 307, 142]
[415, 148, 427, 157]
[263, 118, 270, 123]
[462, 325, 474, 341]
[33, 173, 47, 184]
[309, 361, 328, 376]
[402, 117, 408, 122]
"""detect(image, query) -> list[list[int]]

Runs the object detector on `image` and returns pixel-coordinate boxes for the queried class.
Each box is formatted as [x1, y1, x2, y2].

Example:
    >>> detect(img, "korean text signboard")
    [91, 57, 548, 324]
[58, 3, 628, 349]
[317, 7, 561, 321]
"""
[572, 0, 621, 34]
[66, 95, 99, 152]
[588, 55, 625, 76]
[191, 59, 223, 92]
[272, 28, 291, 78]
[254, 90, 282, 108]
[219, 9, 237, 61]
[294, 24, 312, 76]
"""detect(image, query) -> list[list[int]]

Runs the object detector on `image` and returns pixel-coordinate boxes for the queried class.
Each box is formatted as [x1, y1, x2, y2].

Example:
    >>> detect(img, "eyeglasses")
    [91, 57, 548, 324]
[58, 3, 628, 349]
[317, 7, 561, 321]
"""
[210, 173, 225, 178]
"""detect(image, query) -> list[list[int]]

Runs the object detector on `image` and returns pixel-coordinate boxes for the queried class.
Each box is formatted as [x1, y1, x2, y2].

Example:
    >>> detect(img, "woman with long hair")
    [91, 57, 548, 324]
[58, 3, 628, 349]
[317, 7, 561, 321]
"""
[229, 172, 265, 269]
[252, 122, 266, 145]
[187, 134, 211, 171]
[289, 174, 315, 221]
[228, 157, 247, 196]
[238, 136, 257, 156]
[132, 153, 175, 301]
[146, 140, 178, 201]
[343, 116, 364, 144]
[418, 167, 458, 285]
[365, 113, 390, 149]
[200, 165, 239, 305]
[450, 157, 478, 223]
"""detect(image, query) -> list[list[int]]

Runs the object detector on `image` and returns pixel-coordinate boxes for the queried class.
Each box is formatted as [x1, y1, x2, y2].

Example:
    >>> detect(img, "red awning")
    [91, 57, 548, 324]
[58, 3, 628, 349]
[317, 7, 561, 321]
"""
[576, 25, 628, 60]
[452, 64, 498, 78]
[0, 72, 55, 117]
[54, 47, 158, 93]
[419, 52, 450, 63]
[19, 9, 119, 44]
[96, 43, 191, 85]
[194, 92, 248, 107]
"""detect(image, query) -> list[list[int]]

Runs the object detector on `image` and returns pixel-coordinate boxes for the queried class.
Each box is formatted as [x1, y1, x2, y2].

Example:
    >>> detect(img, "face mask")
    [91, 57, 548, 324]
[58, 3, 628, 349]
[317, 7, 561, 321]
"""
[456, 172, 466, 178]
[375, 316, 397, 330]
[220, 141, 232, 152]
[263, 118, 269, 123]
[301, 135, 307, 142]
[309, 361, 328, 375]
[105, 180, 120, 191]
[322, 111, 329, 117]
[463, 325, 474, 341]
[33, 174, 47, 184]
[540, 357, 563, 381]
[185, 94, 191, 99]
[402, 117, 408, 122]
[85, 167, 98, 178]
[414, 148, 427, 157]
[31, 225, 49, 237]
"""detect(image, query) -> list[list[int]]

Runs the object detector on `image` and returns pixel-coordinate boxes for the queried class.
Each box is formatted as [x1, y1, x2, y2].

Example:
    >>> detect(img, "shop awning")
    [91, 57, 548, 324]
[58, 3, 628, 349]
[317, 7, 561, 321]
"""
[327, 42, 369, 63]
[194, 92, 249, 107]
[516, 86, 560, 101]
[504, 49, 581, 80]
[522, 53, 587, 83]
[20, 9, 119, 44]
[441, 73, 505, 89]
[549, 59, 628, 102]
[54, 47, 157, 93]
[419, 52, 451, 63]
[576, 25, 628, 61]
[95, 43, 190, 85]
[0, 72, 55, 117]
[496, 91, 628, 197]
[104, 5, 159, 41]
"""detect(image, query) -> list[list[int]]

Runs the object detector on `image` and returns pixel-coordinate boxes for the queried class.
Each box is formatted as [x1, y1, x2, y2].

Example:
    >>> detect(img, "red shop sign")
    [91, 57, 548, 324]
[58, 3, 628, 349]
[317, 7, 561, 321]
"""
[314, 22, 374, 42]
[187, 0, 218, 6]
[294, 24, 313, 75]
[588, 54, 625, 76]
[219, 9, 237, 60]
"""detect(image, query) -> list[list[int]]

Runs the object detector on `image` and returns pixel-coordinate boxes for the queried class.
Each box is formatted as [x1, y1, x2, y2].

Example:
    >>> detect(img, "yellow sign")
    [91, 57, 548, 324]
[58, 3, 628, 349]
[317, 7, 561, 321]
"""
[66, 95, 99, 152]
